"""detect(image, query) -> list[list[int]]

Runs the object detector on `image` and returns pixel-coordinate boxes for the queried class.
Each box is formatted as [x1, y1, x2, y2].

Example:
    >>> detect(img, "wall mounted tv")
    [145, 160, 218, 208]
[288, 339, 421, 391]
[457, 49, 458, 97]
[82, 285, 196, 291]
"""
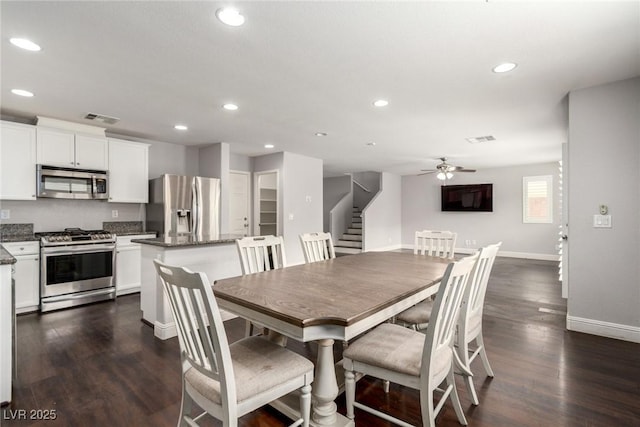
[441, 184, 493, 212]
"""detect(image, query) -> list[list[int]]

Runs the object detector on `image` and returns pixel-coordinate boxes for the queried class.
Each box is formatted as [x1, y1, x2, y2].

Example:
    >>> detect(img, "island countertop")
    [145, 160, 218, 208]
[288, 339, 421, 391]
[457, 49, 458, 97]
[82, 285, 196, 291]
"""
[0, 246, 17, 265]
[132, 234, 244, 248]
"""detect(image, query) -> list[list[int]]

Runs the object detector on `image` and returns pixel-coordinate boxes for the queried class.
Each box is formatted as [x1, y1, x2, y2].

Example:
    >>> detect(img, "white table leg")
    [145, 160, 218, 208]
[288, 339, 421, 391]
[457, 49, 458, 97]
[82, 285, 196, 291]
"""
[312, 339, 340, 425]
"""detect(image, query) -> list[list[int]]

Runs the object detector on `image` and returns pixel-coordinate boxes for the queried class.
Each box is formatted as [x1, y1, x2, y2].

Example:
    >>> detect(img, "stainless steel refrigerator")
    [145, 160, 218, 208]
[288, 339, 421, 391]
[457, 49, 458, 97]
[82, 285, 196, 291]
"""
[146, 175, 221, 237]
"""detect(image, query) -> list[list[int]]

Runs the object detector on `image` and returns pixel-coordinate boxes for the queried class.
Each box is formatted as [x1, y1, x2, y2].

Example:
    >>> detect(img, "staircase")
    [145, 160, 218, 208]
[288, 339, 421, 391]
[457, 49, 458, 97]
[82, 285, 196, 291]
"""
[334, 207, 363, 255]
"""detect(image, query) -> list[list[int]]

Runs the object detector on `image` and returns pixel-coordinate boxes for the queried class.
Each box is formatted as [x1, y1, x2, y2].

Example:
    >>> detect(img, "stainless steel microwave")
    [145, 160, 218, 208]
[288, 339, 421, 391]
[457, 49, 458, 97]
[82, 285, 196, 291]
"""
[37, 165, 109, 200]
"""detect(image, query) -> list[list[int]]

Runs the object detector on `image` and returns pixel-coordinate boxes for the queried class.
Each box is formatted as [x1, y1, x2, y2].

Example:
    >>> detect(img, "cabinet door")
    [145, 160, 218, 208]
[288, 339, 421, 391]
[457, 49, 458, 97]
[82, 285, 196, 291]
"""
[13, 254, 40, 313]
[116, 244, 142, 295]
[108, 139, 149, 203]
[0, 122, 37, 200]
[36, 127, 76, 167]
[75, 134, 108, 170]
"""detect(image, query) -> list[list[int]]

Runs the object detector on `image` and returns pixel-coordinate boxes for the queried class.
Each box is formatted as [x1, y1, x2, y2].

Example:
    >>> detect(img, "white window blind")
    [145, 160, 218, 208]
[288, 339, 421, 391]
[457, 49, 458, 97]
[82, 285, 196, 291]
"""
[523, 175, 553, 223]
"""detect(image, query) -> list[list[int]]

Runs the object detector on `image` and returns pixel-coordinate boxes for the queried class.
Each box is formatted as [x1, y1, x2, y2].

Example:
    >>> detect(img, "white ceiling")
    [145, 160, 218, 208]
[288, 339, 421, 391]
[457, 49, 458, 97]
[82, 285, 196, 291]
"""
[1, 1, 639, 176]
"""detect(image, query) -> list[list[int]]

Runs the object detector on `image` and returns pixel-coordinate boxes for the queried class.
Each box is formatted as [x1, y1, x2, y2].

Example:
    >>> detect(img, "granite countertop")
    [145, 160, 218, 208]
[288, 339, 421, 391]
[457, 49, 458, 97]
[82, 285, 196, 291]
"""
[0, 246, 17, 265]
[113, 231, 158, 237]
[132, 234, 243, 248]
[0, 234, 39, 243]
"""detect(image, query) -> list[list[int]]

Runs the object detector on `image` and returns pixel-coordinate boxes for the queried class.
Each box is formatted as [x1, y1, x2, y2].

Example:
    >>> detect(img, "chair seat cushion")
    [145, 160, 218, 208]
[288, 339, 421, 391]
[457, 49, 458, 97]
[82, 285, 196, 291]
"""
[185, 336, 313, 405]
[343, 323, 451, 380]
[396, 300, 434, 325]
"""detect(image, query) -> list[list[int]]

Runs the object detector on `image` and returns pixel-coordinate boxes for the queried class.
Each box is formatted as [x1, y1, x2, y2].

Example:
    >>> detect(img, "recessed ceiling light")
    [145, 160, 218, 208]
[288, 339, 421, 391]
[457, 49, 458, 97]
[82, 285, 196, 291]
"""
[11, 89, 34, 97]
[9, 37, 41, 51]
[264, 144, 274, 149]
[366, 142, 376, 146]
[315, 132, 327, 137]
[492, 62, 517, 73]
[216, 8, 245, 26]
[174, 124, 188, 131]
[373, 99, 389, 107]
[223, 103, 238, 111]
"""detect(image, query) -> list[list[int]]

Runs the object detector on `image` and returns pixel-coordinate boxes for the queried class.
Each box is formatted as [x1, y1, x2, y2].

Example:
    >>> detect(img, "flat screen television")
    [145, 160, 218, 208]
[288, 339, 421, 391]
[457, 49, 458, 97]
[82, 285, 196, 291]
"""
[441, 184, 493, 212]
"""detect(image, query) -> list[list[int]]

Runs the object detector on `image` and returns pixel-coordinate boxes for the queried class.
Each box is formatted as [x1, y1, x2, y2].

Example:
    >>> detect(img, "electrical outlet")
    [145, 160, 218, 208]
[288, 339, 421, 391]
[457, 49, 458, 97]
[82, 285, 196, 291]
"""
[305, 195, 312, 203]
[0, 209, 9, 220]
[472, 239, 477, 245]
[112, 210, 119, 218]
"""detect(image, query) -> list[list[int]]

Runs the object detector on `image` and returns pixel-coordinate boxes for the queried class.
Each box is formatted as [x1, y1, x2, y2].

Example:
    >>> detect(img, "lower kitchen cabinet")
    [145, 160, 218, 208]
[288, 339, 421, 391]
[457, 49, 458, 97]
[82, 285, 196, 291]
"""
[116, 234, 155, 296]
[3, 242, 40, 314]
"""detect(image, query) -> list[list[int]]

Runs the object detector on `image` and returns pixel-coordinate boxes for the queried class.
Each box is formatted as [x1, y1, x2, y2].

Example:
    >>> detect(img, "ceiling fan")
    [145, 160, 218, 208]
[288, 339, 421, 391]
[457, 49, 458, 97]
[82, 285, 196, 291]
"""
[418, 157, 476, 180]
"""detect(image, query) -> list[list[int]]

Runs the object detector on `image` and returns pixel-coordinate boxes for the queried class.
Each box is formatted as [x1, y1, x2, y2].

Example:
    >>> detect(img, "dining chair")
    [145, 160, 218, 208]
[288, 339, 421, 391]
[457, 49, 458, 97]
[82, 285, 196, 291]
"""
[414, 230, 457, 258]
[153, 259, 313, 427]
[236, 235, 287, 340]
[343, 252, 478, 427]
[236, 235, 287, 274]
[396, 242, 501, 405]
[299, 232, 335, 263]
[455, 241, 501, 405]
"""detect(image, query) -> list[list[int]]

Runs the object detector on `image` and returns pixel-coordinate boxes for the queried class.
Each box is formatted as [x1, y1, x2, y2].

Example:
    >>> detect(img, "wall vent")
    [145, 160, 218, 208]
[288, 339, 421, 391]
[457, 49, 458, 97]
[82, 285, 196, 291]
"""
[466, 135, 496, 144]
[84, 112, 120, 125]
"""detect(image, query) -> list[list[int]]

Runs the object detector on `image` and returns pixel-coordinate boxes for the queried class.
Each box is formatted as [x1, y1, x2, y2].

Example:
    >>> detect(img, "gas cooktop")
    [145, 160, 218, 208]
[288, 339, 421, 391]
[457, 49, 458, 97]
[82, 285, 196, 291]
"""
[38, 228, 115, 245]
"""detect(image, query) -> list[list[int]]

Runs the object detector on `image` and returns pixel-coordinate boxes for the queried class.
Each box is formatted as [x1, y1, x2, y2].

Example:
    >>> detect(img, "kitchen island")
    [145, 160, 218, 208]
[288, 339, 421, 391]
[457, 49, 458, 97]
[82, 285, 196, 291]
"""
[134, 234, 244, 339]
[0, 246, 17, 404]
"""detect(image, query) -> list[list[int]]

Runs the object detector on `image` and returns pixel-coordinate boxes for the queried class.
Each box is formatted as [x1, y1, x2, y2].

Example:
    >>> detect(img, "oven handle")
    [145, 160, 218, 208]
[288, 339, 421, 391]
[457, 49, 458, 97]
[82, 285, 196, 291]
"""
[43, 287, 115, 303]
[42, 244, 116, 255]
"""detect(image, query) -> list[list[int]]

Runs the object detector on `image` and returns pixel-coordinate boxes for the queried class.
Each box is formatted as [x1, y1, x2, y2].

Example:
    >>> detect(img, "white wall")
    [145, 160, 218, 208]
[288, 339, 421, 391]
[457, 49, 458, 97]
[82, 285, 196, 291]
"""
[148, 139, 198, 179]
[567, 77, 640, 342]
[323, 175, 352, 232]
[282, 152, 324, 265]
[401, 162, 560, 257]
[363, 172, 402, 251]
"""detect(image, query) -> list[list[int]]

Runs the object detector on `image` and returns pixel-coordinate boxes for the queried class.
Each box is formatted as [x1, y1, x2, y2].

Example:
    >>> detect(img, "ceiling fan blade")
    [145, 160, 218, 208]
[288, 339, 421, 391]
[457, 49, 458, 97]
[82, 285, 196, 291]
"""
[456, 169, 476, 173]
[417, 170, 437, 176]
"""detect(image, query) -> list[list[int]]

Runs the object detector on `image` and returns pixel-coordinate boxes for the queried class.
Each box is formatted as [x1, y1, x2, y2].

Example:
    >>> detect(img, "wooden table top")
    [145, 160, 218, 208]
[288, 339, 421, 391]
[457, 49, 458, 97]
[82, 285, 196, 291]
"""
[213, 251, 450, 328]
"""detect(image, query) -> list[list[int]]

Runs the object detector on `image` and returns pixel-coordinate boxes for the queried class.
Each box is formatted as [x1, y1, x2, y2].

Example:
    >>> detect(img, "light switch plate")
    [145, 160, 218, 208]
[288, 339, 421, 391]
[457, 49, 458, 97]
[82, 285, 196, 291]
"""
[593, 214, 612, 228]
[0, 209, 9, 220]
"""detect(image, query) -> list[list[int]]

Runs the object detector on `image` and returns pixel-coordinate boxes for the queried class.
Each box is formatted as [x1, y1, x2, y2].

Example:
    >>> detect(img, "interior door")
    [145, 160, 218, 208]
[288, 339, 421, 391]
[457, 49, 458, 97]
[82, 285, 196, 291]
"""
[229, 171, 250, 236]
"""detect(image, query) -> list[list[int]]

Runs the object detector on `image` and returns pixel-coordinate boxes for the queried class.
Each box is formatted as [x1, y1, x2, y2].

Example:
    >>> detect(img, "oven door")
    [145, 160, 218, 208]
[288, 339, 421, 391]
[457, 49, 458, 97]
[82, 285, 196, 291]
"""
[41, 243, 115, 299]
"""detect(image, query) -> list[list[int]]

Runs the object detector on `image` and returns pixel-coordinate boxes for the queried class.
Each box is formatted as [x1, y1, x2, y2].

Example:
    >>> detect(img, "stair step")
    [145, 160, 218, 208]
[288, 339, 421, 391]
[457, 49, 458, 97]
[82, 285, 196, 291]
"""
[336, 240, 362, 248]
[351, 223, 362, 229]
[352, 217, 362, 223]
[341, 234, 362, 241]
[347, 228, 362, 235]
[334, 247, 362, 255]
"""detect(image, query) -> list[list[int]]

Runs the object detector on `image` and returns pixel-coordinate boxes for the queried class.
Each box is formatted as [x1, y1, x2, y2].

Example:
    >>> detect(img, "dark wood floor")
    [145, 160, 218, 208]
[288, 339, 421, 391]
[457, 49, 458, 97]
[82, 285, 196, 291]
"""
[3, 256, 640, 426]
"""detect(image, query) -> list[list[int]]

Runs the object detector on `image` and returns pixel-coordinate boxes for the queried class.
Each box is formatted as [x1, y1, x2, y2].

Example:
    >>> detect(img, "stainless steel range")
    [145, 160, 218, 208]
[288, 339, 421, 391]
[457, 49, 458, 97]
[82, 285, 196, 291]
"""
[39, 228, 116, 312]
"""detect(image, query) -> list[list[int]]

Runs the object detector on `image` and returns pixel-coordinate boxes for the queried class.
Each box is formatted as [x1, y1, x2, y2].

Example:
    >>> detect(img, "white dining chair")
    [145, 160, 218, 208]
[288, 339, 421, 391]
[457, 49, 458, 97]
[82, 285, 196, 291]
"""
[153, 260, 313, 427]
[343, 252, 478, 427]
[299, 232, 336, 263]
[236, 235, 287, 274]
[455, 241, 501, 405]
[236, 235, 287, 340]
[414, 230, 457, 258]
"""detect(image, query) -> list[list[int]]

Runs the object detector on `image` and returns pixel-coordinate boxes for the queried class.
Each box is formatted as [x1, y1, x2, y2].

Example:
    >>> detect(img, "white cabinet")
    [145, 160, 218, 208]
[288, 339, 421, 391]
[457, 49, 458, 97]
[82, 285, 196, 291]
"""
[116, 234, 155, 296]
[0, 121, 37, 200]
[108, 138, 149, 203]
[3, 242, 40, 314]
[37, 127, 108, 170]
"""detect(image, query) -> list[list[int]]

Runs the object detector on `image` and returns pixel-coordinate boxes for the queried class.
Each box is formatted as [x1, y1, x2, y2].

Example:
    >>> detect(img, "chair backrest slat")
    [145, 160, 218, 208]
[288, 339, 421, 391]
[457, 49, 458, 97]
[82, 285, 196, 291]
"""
[414, 230, 457, 259]
[236, 235, 287, 274]
[300, 232, 336, 263]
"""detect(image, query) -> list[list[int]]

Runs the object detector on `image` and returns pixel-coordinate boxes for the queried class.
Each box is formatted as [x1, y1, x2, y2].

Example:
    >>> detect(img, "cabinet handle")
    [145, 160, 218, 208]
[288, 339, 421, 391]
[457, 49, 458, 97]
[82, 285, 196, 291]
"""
[70, 162, 74, 165]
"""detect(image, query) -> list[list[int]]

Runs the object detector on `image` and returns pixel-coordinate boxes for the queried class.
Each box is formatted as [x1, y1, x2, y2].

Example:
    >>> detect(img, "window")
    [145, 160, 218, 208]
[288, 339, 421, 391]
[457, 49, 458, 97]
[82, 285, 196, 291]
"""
[523, 175, 553, 223]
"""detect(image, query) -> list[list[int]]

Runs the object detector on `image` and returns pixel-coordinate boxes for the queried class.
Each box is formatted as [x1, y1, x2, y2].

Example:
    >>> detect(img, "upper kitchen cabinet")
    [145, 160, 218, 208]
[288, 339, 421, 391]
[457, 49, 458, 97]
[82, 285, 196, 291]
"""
[36, 127, 109, 170]
[0, 121, 37, 200]
[108, 138, 149, 203]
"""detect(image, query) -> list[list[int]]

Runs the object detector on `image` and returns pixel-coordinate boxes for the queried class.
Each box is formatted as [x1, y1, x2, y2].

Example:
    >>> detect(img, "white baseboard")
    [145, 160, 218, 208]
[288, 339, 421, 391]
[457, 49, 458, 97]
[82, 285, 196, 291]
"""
[567, 315, 640, 343]
[154, 320, 177, 340]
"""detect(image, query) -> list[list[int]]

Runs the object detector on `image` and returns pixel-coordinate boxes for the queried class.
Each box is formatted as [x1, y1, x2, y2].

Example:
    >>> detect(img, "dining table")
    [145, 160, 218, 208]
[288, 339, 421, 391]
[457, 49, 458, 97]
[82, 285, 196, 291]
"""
[213, 250, 450, 427]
